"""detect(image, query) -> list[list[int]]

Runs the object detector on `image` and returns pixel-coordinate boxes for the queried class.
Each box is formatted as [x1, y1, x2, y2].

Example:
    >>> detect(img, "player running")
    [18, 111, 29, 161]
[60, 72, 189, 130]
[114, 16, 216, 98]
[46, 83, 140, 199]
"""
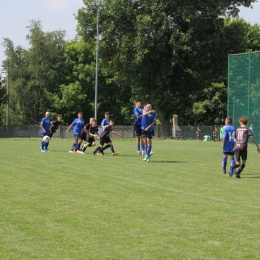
[82, 118, 99, 153]
[92, 119, 122, 156]
[66, 112, 85, 154]
[229, 117, 260, 178]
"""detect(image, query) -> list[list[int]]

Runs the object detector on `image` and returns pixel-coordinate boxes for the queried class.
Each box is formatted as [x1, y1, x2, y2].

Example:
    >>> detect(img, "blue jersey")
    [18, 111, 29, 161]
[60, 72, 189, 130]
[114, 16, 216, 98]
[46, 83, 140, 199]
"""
[141, 112, 156, 132]
[222, 125, 236, 153]
[133, 107, 143, 126]
[40, 117, 52, 135]
[71, 118, 85, 135]
[101, 118, 110, 134]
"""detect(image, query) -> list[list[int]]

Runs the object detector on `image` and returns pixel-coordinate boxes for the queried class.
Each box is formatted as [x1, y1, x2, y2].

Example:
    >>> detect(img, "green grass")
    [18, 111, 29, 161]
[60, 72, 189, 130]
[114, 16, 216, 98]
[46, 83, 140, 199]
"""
[0, 138, 260, 259]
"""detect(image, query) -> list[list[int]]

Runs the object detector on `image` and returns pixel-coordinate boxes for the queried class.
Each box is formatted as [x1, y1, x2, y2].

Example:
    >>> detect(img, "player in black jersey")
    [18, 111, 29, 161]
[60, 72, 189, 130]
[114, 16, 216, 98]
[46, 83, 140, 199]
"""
[229, 117, 260, 178]
[82, 118, 99, 153]
[92, 119, 122, 156]
[81, 118, 92, 145]
[49, 114, 62, 138]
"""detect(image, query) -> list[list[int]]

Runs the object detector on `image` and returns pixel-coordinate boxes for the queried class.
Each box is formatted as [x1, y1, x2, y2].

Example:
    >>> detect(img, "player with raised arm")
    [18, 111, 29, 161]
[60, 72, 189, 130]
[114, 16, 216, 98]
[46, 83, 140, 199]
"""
[133, 100, 145, 158]
[141, 104, 156, 162]
[221, 117, 236, 175]
[49, 114, 62, 138]
[66, 112, 85, 154]
[92, 119, 122, 156]
[229, 117, 260, 178]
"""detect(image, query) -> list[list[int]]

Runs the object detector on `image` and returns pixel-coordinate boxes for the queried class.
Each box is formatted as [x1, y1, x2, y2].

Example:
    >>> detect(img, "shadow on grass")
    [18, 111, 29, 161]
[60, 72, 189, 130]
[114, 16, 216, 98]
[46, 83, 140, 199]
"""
[241, 176, 260, 178]
[152, 160, 186, 163]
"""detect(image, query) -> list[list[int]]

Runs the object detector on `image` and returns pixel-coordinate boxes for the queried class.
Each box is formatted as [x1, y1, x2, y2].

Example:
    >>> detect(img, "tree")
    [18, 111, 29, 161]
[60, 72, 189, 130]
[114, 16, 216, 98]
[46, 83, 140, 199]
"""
[2, 20, 66, 124]
[77, 0, 257, 135]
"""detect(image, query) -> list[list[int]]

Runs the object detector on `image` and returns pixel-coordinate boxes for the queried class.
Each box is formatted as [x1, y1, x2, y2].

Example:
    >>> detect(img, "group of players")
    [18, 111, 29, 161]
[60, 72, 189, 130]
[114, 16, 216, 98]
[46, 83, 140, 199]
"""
[221, 116, 260, 178]
[39, 100, 156, 161]
[40, 107, 259, 172]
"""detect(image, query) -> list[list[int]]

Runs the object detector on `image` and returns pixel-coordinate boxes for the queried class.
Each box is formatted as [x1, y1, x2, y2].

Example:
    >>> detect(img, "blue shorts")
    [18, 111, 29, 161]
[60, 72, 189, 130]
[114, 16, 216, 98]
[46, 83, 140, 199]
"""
[74, 134, 82, 141]
[142, 131, 153, 139]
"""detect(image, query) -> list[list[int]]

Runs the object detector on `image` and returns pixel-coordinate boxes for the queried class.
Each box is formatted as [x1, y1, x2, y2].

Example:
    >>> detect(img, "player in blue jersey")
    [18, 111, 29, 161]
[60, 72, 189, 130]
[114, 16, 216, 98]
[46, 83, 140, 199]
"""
[133, 100, 145, 157]
[40, 111, 52, 152]
[141, 104, 156, 162]
[66, 112, 85, 154]
[221, 117, 236, 174]
[101, 112, 110, 130]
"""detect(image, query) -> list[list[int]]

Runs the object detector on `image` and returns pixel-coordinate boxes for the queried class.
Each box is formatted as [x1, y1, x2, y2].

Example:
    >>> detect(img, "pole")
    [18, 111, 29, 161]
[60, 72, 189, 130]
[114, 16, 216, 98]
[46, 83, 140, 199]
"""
[94, 8, 100, 120]
[6, 70, 9, 128]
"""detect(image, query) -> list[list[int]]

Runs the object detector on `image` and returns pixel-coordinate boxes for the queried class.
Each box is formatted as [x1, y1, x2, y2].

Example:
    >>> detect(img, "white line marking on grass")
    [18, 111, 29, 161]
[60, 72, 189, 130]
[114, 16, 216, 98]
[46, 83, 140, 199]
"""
[98, 173, 260, 210]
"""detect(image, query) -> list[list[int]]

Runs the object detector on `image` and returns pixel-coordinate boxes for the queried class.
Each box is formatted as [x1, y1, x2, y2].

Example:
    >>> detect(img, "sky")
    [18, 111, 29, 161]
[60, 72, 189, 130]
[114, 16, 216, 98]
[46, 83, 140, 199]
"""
[1, 0, 260, 76]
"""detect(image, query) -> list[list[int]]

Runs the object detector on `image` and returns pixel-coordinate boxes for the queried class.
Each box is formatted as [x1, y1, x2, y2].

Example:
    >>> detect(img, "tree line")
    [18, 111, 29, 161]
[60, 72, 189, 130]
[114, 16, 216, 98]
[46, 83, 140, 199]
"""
[1, 0, 260, 136]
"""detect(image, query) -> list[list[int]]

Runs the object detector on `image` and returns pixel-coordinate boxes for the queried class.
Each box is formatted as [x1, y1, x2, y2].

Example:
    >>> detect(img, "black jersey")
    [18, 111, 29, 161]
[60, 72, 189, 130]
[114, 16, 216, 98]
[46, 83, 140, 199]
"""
[100, 125, 112, 138]
[233, 127, 253, 151]
[89, 125, 99, 135]
[51, 120, 61, 133]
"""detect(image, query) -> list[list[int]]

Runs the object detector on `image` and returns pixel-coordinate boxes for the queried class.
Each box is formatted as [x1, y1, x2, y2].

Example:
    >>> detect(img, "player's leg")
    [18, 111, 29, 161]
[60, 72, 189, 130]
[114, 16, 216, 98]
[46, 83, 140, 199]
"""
[40, 134, 47, 152]
[222, 154, 228, 174]
[93, 138, 104, 155]
[145, 133, 153, 162]
[142, 132, 149, 161]
[230, 154, 236, 175]
[235, 151, 247, 178]
[229, 151, 241, 177]
[69, 135, 78, 153]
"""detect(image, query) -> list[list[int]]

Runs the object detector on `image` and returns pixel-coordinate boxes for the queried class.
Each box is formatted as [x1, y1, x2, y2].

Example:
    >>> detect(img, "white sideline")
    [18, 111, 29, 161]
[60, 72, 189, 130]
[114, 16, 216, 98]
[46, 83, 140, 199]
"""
[98, 172, 260, 210]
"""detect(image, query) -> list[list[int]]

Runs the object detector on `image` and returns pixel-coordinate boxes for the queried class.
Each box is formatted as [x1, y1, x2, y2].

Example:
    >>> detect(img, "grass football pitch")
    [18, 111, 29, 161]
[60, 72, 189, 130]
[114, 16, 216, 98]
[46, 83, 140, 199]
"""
[0, 138, 260, 259]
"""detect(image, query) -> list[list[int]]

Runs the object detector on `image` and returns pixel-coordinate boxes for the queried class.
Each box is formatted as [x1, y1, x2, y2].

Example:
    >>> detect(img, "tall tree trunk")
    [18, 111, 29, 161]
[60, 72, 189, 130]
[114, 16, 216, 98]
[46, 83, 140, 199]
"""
[154, 105, 171, 138]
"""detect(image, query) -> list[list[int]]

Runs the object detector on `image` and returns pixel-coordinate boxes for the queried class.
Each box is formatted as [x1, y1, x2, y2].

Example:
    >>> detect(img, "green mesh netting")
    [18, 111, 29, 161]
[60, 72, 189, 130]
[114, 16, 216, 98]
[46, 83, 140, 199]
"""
[228, 51, 260, 142]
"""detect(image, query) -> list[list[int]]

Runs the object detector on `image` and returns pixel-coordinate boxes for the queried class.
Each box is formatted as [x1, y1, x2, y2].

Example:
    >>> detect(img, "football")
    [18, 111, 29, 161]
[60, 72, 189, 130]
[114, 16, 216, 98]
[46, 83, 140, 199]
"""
[43, 135, 50, 143]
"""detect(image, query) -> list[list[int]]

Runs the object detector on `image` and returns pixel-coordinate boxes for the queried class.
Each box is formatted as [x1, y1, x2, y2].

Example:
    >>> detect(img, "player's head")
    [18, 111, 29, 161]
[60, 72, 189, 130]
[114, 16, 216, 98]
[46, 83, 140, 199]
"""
[78, 112, 83, 118]
[225, 117, 232, 125]
[146, 104, 152, 111]
[109, 119, 115, 125]
[91, 118, 97, 125]
[135, 100, 141, 107]
[239, 117, 248, 125]
[45, 111, 50, 117]
[89, 117, 94, 123]
[57, 114, 62, 120]
[104, 112, 110, 118]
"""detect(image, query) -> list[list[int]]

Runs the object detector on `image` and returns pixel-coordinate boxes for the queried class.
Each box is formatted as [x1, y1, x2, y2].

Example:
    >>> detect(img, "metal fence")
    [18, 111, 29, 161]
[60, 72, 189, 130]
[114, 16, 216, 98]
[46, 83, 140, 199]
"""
[0, 125, 222, 141]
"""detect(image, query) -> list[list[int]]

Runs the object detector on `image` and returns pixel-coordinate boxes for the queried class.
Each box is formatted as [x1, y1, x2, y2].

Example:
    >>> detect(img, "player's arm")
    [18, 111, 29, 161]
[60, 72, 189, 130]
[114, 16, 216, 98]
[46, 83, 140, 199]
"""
[250, 136, 260, 151]
[111, 131, 122, 137]
[40, 120, 46, 133]
[142, 110, 156, 116]
[144, 121, 155, 132]
[222, 138, 226, 149]
[66, 124, 73, 133]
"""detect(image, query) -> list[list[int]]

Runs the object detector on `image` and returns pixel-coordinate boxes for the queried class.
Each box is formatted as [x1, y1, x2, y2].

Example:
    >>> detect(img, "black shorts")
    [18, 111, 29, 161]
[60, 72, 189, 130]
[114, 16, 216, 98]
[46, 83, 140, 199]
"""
[100, 136, 112, 145]
[235, 150, 247, 161]
[87, 136, 95, 144]
[81, 132, 87, 141]
[142, 131, 153, 139]
[134, 125, 142, 136]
